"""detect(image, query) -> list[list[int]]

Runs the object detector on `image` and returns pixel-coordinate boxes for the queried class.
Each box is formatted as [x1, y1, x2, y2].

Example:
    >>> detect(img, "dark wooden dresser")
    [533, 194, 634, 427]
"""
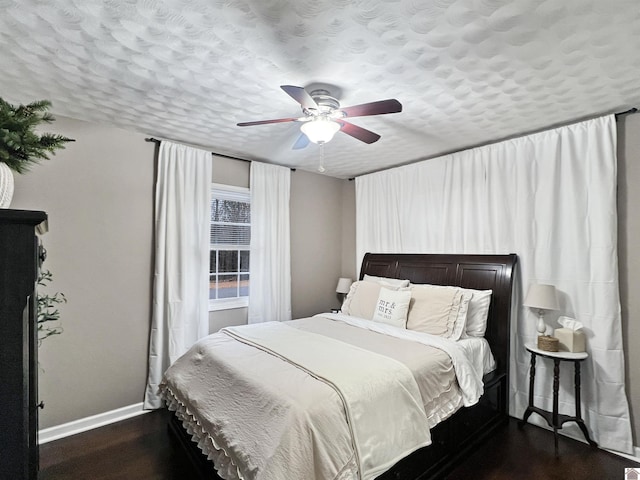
[0, 209, 48, 480]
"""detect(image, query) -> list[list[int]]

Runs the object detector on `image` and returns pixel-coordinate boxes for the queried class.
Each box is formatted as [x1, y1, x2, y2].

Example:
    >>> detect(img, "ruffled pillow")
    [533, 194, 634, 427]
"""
[342, 280, 405, 320]
[406, 284, 471, 340]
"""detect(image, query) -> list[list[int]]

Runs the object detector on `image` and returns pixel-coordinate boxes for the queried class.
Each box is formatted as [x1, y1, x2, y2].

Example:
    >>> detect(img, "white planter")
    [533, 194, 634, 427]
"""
[0, 162, 14, 208]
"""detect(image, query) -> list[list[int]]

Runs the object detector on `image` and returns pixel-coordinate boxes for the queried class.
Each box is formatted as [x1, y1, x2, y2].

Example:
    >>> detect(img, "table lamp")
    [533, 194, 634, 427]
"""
[523, 283, 559, 336]
[335, 277, 353, 304]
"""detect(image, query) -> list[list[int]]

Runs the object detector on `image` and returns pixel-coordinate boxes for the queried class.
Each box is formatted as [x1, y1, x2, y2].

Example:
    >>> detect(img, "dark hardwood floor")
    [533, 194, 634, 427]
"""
[39, 409, 194, 480]
[40, 409, 639, 480]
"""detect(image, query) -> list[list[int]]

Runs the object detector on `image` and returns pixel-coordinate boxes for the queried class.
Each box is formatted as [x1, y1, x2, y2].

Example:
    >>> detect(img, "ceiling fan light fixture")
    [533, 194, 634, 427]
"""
[300, 118, 340, 144]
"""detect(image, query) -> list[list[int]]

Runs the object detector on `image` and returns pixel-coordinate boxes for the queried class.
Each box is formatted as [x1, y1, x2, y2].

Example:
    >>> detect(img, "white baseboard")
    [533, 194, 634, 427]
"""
[38, 402, 151, 444]
[607, 445, 640, 463]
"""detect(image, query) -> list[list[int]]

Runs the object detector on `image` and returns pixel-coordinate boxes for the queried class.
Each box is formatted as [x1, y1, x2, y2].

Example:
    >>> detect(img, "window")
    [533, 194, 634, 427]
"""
[209, 184, 250, 310]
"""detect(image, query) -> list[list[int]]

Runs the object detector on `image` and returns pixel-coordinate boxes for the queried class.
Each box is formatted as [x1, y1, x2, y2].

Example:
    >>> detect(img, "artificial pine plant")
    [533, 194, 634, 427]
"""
[0, 98, 73, 173]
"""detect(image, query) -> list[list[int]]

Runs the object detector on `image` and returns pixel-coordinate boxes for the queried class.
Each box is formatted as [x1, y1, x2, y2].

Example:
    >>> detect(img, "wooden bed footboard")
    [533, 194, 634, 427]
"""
[168, 253, 518, 480]
[377, 370, 508, 479]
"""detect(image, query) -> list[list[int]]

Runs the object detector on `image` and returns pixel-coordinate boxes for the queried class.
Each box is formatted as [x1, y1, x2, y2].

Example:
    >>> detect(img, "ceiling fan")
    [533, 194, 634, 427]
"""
[237, 85, 402, 147]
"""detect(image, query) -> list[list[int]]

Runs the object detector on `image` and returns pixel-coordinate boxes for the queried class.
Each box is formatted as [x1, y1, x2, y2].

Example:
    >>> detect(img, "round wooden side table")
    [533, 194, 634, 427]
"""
[518, 343, 597, 456]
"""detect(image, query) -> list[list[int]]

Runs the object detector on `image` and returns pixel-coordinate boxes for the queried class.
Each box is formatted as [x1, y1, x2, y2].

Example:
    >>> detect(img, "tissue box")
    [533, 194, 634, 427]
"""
[554, 327, 586, 352]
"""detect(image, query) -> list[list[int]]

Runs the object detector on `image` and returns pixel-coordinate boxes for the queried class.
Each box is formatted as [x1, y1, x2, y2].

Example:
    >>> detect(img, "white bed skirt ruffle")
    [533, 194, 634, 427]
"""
[163, 386, 360, 480]
[162, 386, 243, 480]
[425, 378, 464, 428]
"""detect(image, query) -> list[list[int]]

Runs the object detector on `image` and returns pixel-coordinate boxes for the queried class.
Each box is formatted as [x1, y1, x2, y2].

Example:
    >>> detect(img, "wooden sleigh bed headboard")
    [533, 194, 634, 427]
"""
[360, 253, 518, 386]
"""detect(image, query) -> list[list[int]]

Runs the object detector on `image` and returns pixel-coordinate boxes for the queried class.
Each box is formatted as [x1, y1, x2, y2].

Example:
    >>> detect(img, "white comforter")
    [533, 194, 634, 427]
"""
[222, 322, 431, 480]
[160, 314, 486, 480]
[320, 314, 484, 406]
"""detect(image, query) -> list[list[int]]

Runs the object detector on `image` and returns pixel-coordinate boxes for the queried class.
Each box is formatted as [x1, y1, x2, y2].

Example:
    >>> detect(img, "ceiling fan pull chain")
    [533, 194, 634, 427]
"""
[318, 144, 326, 173]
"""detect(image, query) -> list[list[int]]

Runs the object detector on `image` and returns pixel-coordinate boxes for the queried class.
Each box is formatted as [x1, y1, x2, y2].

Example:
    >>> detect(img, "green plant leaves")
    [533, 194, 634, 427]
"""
[37, 269, 66, 344]
[0, 98, 74, 174]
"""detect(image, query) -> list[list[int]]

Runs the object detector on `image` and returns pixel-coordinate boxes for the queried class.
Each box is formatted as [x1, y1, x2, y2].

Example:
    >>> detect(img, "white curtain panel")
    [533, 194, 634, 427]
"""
[356, 116, 633, 453]
[144, 141, 212, 409]
[248, 162, 292, 324]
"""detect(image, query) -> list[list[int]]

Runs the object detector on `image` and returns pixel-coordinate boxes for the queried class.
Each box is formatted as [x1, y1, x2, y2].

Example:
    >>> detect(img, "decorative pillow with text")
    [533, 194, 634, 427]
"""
[371, 287, 412, 328]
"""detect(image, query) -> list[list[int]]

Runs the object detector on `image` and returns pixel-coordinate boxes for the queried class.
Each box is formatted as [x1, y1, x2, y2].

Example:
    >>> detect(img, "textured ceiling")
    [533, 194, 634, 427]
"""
[1, 0, 639, 178]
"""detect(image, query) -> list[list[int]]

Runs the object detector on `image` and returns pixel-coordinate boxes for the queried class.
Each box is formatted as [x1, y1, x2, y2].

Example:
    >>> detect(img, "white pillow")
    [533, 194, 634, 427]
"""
[342, 280, 404, 320]
[462, 289, 493, 338]
[372, 287, 412, 328]
[363, 274, 410, 288]
[407, 284, 471, 340]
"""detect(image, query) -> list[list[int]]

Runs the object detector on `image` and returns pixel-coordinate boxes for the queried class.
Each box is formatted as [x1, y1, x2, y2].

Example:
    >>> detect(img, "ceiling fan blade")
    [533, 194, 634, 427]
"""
[340, 99, 402, 118]
[292, 133, 310, 150]
[281, 85, 318, 110]
[237, 117, 299, 127]
[338, 120, 381, 144]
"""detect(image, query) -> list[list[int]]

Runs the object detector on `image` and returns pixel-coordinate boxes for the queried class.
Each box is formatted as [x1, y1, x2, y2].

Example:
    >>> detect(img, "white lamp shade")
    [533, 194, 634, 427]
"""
[300, 118, 340, 144]
[523, 284, 559, 311]
[336, 277, 353, 294]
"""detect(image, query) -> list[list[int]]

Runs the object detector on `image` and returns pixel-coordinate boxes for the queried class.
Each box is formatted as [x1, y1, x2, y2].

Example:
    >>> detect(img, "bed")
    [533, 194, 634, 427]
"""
[164, 253, 517, 480]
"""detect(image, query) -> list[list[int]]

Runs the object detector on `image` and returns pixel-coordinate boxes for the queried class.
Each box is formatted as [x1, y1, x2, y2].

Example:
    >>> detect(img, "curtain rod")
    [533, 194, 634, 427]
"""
[144, 137, 296, 172]
[616, 107, 638, 118]
[347, 106, 639, 180]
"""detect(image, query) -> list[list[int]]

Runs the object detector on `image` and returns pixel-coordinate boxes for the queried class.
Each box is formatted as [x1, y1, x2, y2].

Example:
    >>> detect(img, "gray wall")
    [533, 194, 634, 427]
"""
[10, 115, 354, 429]
[11, 112, 635, 447]
[12, 116, 155, 429]
[617, 113, 640, 445]
[290, 169, 349, 317]
[341, 180, 357, 279]
[207, 158, 357, 329]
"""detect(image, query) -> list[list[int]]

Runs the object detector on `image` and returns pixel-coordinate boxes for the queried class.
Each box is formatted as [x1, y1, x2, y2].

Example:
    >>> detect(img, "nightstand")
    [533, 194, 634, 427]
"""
[519, 343, 597, 455]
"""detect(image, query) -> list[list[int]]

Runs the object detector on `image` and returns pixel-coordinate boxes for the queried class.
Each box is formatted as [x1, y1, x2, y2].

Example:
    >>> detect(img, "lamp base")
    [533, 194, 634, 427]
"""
[536, 311, 547, 336]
